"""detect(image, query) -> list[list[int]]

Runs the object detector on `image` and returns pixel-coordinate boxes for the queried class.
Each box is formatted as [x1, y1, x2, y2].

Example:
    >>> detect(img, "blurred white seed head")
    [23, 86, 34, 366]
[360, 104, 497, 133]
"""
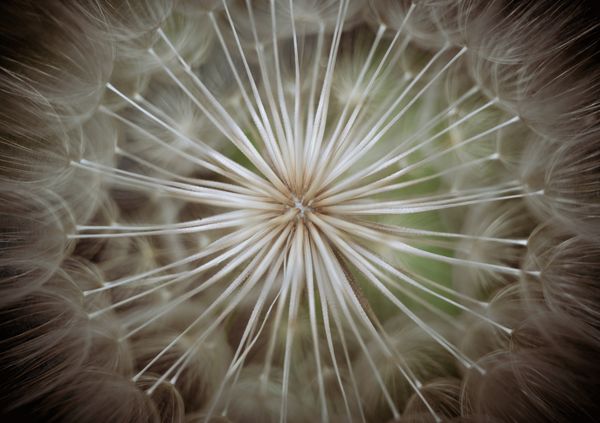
[1, 0, 600, 422]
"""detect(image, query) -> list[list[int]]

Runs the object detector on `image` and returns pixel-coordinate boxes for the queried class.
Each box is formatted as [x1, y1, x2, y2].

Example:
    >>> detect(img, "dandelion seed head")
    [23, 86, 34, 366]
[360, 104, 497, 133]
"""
[1, 0, 600, 422]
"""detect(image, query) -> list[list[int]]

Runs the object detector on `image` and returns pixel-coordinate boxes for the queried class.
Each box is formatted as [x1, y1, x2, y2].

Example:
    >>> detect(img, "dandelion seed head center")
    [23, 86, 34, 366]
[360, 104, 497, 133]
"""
[293, 197, 311, 219]
[281, 194, 315, 223]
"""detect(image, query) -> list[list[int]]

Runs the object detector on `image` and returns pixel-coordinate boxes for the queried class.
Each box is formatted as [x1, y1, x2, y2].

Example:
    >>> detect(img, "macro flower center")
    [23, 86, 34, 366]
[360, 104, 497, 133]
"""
[3, 0, 599, 422]
[290, 195, 313, 221]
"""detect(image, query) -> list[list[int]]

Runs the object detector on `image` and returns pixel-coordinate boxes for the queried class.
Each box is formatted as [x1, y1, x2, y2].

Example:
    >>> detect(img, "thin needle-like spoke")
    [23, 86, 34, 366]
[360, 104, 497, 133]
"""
[91, 220, 281, 320]
[104, 83, 286, 201]
[324, 115, 520, 203]
[85, 218, 279, 296]
[139, 223, 290, 389]
[280, 226, 305, 423]
[309, 223, 402, 419]
[72, 159, 280, 211]
[204, 253, 286, 421]
[303, 233, 329, 422]
[327, 46, 468, 183]
[115, 147, 258, 196]
[305, 0, 350, 179]
[320, 214, 534, 276]
[320, 86, 480, 196]
[217, 3, 291, 188]
[309, 237, 361, 422]
[313, 214, 484, 375]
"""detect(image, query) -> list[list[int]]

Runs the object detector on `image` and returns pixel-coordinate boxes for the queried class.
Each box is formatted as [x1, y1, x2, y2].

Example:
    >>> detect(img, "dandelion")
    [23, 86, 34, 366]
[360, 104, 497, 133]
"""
[1, 0, 599, 422]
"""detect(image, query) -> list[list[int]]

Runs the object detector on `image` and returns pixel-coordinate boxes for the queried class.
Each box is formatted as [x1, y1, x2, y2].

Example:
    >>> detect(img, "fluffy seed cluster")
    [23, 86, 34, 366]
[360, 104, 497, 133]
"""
[1, 0, 599, 422]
